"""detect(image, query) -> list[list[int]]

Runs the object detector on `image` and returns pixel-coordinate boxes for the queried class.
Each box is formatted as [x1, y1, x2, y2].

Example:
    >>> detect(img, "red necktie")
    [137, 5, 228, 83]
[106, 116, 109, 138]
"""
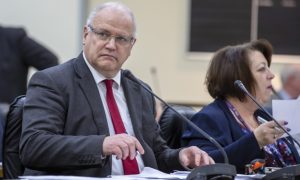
[104, 79, 139, 175]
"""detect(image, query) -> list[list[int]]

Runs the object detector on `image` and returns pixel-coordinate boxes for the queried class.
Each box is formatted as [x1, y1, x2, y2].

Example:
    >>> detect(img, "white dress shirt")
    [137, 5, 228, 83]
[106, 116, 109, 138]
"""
[83, 52, 144, 175]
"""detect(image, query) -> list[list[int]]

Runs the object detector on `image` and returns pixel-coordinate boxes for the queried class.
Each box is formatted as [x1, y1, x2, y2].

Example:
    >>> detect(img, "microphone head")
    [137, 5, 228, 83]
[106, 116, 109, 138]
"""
[123, 69, 135, 79]
[122, 69, 131, 77]
[150, 66, 157, 74]
[254, 109, 272, 121]
[234, 80, 242, 88]
[123, 69, 138, 83]
[234, 80, 247, 92]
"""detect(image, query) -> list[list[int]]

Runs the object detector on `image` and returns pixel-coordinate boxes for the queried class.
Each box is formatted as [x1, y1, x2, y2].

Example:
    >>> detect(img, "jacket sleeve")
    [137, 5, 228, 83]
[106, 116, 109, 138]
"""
[182, 105, 264, 172]
[15, 28, 59, 69]
[19, 70, 108, 170]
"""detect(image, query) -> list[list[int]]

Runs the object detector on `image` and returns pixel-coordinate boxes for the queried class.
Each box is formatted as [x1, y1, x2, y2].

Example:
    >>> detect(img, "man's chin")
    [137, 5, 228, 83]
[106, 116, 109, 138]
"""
[99, 67, 120, 77]
[95, 61, 117, 70]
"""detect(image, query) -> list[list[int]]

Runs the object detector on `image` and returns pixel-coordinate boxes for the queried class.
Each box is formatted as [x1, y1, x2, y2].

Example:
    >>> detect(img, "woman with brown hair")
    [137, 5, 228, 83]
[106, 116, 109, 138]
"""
[182, 39, 300, 173]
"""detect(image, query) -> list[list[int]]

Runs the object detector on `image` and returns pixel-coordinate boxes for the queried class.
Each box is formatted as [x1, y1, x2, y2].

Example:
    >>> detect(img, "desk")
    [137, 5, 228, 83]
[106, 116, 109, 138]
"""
[17, 165, 300, 180]
[20, 176, 263, 180]
[19, 167, 264, 180]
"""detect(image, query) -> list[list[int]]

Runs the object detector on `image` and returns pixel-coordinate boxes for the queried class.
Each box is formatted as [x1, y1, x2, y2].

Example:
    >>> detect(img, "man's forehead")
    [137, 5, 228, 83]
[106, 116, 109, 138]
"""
[93, 10, 134, 34]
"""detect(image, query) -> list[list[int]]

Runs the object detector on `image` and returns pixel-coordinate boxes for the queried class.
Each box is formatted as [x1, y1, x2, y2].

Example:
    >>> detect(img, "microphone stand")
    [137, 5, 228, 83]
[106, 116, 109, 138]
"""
[235, 80, 300, 180]
[124, 70, 236, 179]
[234, 80, 300, 148]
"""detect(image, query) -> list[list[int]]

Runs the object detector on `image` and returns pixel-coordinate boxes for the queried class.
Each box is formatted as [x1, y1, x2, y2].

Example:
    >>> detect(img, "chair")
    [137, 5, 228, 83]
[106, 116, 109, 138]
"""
[2, 95, 26, 179]
[158, 105, 196, 149]
[0, 106, 6, 162]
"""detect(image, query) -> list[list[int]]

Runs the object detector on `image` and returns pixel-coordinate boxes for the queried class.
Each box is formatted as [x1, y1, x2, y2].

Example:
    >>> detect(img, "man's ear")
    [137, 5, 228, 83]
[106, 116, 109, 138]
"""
[132, 38, 137, 46]
[82, 26, 89, 44]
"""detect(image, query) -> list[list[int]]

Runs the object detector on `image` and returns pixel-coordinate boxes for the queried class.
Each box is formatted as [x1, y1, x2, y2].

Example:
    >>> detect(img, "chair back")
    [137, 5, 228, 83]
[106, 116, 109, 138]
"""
[3, 95, 26, 179]
[159, 105, 196, 149]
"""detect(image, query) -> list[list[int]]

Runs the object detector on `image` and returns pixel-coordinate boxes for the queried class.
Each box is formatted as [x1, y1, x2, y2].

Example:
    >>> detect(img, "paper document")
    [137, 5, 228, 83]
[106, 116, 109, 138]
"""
[19, 175, 107, 180]
[19, 167, 184, 180]
[112, 167, 186, 179]
[272, 98, 300, 139]
[19, 168, 265, 180]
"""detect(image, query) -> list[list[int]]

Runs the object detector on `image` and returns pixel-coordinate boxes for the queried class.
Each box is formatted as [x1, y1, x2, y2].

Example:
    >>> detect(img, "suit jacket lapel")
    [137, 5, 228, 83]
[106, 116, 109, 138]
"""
[73, 53, 109, 135]
[121, 71, 143, 140]
[121, 71, 159, 168]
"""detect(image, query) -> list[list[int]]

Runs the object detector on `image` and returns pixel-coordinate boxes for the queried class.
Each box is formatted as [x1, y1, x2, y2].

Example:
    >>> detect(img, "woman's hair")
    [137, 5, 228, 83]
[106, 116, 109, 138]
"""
[205, 39, 273, 101]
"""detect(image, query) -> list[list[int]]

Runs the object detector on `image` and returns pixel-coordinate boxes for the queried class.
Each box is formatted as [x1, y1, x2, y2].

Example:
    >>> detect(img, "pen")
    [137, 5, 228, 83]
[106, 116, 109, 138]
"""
[257, 116, 281, 131]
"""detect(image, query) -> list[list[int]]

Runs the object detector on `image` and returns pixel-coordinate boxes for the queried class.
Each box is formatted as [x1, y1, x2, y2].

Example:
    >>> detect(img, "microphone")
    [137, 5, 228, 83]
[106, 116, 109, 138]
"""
[234, 80, 300, 148]
[123, 70, 236, 179]
[234, 80, 300, 179]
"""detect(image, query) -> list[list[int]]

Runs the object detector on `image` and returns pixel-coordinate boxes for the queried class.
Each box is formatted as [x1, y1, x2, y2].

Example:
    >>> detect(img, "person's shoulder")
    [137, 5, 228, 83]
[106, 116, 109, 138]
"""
[1, 26, 26, 37]
[30, 58, 76, 87]
[193, 99, 228, 121]
[200, 99, 225, 113]
[31, 58, 74, 83]
[41, 58, 74, 74]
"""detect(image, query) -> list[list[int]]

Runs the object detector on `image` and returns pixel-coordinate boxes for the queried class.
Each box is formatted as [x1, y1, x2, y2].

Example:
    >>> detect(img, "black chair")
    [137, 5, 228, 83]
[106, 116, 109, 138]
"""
[158, 105, 196, 149]
[2, 95, 26, 179]
[0, 106, 6, 163]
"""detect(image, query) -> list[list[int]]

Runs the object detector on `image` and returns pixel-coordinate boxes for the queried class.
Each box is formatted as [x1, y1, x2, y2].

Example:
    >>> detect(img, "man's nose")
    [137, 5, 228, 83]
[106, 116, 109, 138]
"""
[105, 37, 117, 49]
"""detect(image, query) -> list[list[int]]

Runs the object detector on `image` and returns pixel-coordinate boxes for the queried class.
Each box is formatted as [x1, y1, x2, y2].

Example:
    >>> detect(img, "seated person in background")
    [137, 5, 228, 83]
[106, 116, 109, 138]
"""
[159, 105, 196, 149]
[182, 39, 300, 174]
[19, 2, 214, 177]
[264, 64, 300, 113]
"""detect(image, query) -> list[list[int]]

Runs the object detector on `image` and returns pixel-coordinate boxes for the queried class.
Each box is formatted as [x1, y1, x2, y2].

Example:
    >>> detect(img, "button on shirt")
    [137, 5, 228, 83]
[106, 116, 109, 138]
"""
[83, 53, 144, 175]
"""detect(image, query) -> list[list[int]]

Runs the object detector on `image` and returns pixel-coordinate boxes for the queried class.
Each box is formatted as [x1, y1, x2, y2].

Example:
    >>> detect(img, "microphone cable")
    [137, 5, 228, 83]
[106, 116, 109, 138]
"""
[124, 69, 230, 164]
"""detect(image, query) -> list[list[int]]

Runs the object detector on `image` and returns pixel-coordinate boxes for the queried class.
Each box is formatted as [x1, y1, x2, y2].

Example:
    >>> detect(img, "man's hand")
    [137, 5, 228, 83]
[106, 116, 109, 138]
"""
[179, 146, 214, 169]
[103, 134, 144, 160]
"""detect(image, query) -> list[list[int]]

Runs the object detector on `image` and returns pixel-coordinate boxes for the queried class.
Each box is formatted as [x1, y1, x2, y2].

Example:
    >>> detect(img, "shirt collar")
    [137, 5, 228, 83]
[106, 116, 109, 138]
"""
[83, 52, 121, 88]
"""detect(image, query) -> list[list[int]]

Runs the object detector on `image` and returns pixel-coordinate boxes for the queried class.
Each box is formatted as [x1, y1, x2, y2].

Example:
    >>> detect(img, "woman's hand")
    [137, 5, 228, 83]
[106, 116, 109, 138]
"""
[253, 120, 288, 148]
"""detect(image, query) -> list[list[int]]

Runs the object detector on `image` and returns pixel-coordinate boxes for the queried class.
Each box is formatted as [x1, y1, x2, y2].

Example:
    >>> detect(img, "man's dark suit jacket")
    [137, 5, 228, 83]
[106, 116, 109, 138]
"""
[182, 98, 300, 173]
[20, 53, 183, 177]
[0, 26, 58, 104]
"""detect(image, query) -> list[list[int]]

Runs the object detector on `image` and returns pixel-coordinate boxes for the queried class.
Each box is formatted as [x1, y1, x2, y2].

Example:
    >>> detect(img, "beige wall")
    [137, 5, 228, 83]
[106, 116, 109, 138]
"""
[87, 0, 212, 105]
[88, 0, 297, 105]
[1, 0, 297, 106]
[0, 0, 84, 83]
[0, 0, 83, 60]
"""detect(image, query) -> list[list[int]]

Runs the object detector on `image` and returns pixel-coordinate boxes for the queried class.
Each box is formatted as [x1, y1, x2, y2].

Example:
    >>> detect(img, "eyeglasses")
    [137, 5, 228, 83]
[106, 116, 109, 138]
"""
[88, 24, 135, 47]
